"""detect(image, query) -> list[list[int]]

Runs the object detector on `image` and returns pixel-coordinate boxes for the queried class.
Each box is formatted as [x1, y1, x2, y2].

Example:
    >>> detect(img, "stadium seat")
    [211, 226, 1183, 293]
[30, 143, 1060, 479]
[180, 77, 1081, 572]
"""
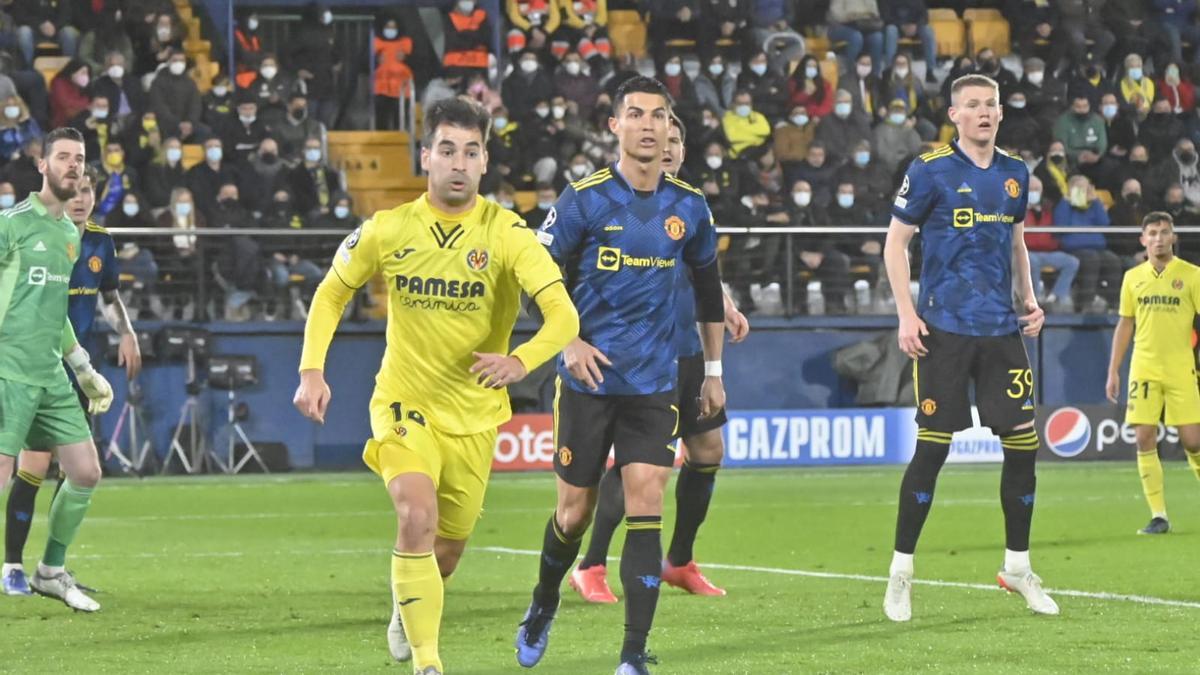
[804, 35, 831, 57]
[515, 190, 537, 214]
[607, 10, 641, 27]
[181, 143, 204, 170]
[929, 8, 966, 57]
[33, 55, 69, 88]
[964, 8, 1011, 56]
[819, 57, 839, 91]
[327, 131, 415, 190]
[191, 58, 218, 92]
[1096, 189, 1114, 210]
[609, 12, 647, 59]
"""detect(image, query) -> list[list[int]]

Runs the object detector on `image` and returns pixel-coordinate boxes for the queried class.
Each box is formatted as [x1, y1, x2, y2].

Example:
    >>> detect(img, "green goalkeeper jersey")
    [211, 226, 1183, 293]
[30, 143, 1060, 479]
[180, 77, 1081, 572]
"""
[0, 194, 80, 386]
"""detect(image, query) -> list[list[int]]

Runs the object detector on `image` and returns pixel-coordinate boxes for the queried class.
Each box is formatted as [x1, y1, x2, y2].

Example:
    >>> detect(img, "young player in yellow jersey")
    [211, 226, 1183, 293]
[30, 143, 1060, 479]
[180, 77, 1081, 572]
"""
[1106, 212, 1200, 535]
[292, 97, 579, 675]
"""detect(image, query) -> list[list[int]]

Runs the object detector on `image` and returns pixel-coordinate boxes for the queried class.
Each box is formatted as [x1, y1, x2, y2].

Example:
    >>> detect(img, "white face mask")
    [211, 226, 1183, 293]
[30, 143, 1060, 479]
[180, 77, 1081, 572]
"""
[520, 60, 538, 74]
[665, 63, 682, 77]
[122, 202, 140, 217]
[888, 112, 906, 125]
[1101, 104, 1118, 119]
[837, 194, 855, 208]
[1028, 190, 1042, 206]
[740, 195, 755, 209]
[791, 114, 809, 126]
[1008, 99, 1026, 110]
[1027, 71, 1044, 85]
[854, 151, 870, 166]
[261, 66, 278, 80]
[894, 66, 909, 79]
[834, 102, 852, 118]
[383, 28, 398, 40]
[498, 199, 514, 209]
[169, 61, 186, 76]
[107, 65, 124, 79]
[856, 64, 872, 78]
[552, 105, 566, 119]
[708, 63, 724, 76]
[239, 114, 256, 125]
[565, 61, 581, 76]
[1128, 67, 1143, 81]
[157, 27, 172, 41]
[793, 191, 811, 207]
[93, 108, 109, 120]
[206, 146, 223, 163]
[3, 106, 19, 120]
[570, 164, 588, 176]
[684, 63, 700, 79]
[805, 66, 818, 79]
[735, 104, 751, 118]
[73, 72, 90, 88]
[166, 147, 182, 164]
[494, 117, 508, 129]
[537, 200, 554, 210]
[705, 155, 722, 170]
[175, 202, 192, 217]
[305, 148, 322, 163]
[247, 18, 259, 31]
[0, 194, 14, 209]
[334, 205, 350, 219]
[321, 10, 333, 24]
[457, 1, 474, 13]
[535, 106, 550, 118]
[749, 63, 767, 76]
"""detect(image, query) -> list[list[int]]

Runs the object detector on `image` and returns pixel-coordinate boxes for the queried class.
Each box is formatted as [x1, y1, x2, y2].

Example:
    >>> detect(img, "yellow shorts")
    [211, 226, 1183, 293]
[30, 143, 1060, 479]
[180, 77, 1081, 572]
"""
[1125, 371, 1200, 427]
[364, 391, 497, 541]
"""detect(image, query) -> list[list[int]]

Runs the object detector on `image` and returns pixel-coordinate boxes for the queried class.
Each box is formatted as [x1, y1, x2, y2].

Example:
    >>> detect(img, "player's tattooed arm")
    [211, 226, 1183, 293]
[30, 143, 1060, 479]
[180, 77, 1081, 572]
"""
[100, 289, 141, 380]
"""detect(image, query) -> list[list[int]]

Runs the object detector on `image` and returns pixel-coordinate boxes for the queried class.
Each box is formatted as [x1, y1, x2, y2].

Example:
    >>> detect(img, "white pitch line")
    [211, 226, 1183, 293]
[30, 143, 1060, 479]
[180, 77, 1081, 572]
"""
[475, 546, 1200, 610]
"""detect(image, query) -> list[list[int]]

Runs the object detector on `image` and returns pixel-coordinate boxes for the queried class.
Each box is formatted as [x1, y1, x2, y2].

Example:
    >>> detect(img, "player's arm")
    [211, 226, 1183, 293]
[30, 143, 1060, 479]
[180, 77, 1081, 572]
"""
[60, 319, 113, 414]
[884, 217, 928, 358]
[686, 206, 726, 419]
[723, 289, 749, 342]
[1107, 273, 1137, 403]
[294, 222, 379, 423]
[99, 290, 140, 380]
[472, 227, 580, 389]
[1011, 220, 1044, 337]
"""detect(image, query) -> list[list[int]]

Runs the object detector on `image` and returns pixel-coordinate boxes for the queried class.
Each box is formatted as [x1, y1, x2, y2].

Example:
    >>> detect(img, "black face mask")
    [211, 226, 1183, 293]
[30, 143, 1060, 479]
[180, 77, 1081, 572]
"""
[1050, 154, 1066, 164]
[1126, 193, 1141, 206]
[1180, 150, 1198, 164]
[290, 108, 306, 120]
[218, 198, 237, 209]
[1131, 159, 1149, 167]
[261, 152, 278, 164]
[274, 202, 291, 214]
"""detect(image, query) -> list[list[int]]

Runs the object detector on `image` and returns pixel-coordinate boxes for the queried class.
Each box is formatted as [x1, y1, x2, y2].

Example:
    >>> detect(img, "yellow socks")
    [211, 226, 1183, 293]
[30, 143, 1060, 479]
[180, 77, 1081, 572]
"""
[392, 551, 444, 671]
[1187, 448, 1200, 482]
[1136, 449, 1167, 519]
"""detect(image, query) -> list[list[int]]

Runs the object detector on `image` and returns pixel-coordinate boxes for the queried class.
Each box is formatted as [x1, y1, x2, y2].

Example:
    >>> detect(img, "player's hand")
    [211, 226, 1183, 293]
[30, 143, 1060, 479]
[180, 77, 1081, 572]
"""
[699, 376, 725, 419]
[724, 306, 749, 343]
[470, 352, 528, 389]
[563, 338, 611, 391]
[118, 332, 142, 381]
[77, 369, 114, 415]
[898, 313, 929, 359]
[293, 369, 331, 424]
[1106, 371, 1121, 404]
[1019, 300, 1045, 337]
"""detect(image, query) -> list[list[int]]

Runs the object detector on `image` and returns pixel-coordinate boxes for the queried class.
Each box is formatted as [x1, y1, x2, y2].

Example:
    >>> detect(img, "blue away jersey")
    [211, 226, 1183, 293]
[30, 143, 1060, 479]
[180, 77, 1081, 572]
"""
[539, 165, 717, 395]
[68, 223, 119, 348]
[892, 141, 1028, 337]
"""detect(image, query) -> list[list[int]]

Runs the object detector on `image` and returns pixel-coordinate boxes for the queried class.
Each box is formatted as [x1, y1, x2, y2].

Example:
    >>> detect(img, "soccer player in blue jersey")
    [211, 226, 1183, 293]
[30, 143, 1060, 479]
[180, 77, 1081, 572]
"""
[570, 115, 749, 604]
[514, 77, 727, 675]
[881, 74, 1057, 622]
[2, 165, 141, 600]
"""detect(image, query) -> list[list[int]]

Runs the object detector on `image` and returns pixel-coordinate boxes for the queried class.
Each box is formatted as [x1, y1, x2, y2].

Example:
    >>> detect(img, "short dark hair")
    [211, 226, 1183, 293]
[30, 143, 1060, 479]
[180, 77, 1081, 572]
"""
[422, 96, 491, 147]
[81, 165, 101, 188]
[1142, 211, 1174, 230]
[669, 112, 686, 143]
[43, 127, 85, 157]
[614, 75, 673, 113]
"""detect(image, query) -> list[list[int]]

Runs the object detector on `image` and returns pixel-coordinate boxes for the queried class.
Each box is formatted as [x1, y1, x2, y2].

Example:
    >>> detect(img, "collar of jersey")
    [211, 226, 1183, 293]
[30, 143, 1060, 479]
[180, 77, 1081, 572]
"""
[421, 193, 481, 226]
[949, 139, 1002, 170]
[608, 162, 666, 194]
[1151, 256, 1179, 277]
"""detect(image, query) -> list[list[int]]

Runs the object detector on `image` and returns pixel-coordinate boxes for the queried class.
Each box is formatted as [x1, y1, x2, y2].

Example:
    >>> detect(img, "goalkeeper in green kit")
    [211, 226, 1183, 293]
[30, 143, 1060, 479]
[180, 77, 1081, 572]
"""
[0, 128, 113, 612]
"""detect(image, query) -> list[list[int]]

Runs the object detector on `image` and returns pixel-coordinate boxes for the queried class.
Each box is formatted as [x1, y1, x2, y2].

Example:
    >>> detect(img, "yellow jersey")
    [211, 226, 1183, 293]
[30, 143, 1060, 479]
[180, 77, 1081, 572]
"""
[1118, 257, 1200, 382]
[323, 194, 562, 435]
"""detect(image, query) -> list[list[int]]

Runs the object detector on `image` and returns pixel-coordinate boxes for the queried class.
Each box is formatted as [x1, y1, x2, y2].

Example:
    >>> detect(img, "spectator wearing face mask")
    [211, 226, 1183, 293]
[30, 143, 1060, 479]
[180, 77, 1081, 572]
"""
[249, 54, 300, 129]
[0, 94, 42, 162]
[554, 0, 613, 70]
[503, 51, 555, 122]
[373, 17, 413, 132]
[560, 153, 595, 190]
[187, 137, 239, 220]
[95, 141, 139, 220]
[441, 0, 491, 76]
[1141, 98, 1187, 163]
[49, 60, 91, 130]
[92, 51, 144, 125]
[880, 54, 927, 122]
[275, 92, 326, 164]
[658, 55, 701, 125]
[1035, 141, 1070, 205]
[202, 74, 234, 131]
[1148, 138, 1200, 212]
[1157, 61, 1195, 114]
[1107, 178, 1151, 263]
[221, 93, 271, 163]
[1091, 92, 1138, 193]
[1119, 144, 1153, 199]
[1118, 53, 1154, 118]
[835, 139, 891, 215]
[1015, 11, 1065, 74]
[0, 137, 44, 195]
[0, 182, 16, 210]
[492, 183, 518, 213]
[282, 136, 341, 219]
[239, 137, 290, 214]
[1018, 57, 1067, 129]
[872, 100, 922, 177]
[826, 0, 885, 77]
[120, 111, 168, 171]
[134, 11, 185, 78]
[144, 136, 188, 209]
[790, 142, 839, 209]
[521, 182, 559, 230]
[1054, 174, 1121, 312]
[696, 141, 747, 226]
[1053, 95, 1106, 168]
[262, 188, 325, 316]
[148, 49, 204, 138]
[234, 11, 264, 88]
[784, 179, 851, 313]
[997, 90, 1045, 156]
[788, 55, 834, 119]
[722, 90, 771, 158]
[828, 181, 883, 300]
[737, 51, 788, 121]
[845, 54, 883, 123]
[692, 55, 736, 114]
[1021, 175, 1078, 312]
[814, 89, 871, 165]
[311, 191, 361, 229]
[1067, 62, 1119, 111]
[505, 0, 559, 57]
[554, 52, 601, 120]
[774, 105, 817, 168]
[1162, 184, 1200, 231]
[285, 5, 344, 128]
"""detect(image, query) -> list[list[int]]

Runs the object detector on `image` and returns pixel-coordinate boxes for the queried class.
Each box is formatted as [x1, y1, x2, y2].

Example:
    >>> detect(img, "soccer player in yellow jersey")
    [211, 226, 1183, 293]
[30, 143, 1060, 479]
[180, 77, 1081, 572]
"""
[1106, 212, 1200, 536]
[292, 97, 579, 675]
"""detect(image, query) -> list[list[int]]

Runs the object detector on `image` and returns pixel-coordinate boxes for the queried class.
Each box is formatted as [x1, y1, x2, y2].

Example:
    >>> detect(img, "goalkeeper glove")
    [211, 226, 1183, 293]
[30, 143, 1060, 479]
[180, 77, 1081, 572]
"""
[65, 347, 114, 414]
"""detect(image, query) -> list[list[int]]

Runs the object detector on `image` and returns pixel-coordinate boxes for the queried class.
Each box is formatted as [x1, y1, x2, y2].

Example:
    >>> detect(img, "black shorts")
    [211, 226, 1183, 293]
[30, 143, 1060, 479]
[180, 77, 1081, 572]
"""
[913, 325, 1035, 435]
[552, 378, 679, 487]
[677, 353, 727, 438]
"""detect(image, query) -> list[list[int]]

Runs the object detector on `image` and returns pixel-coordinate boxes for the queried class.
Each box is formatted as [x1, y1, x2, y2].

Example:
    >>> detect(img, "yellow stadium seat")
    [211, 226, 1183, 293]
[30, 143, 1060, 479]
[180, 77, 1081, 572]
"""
[804, 35, 831, 57]
[328, 131, 416, 190]
[610, 21, 647, 59]
[1096, 189, 1114, 210]
[929, 8, 966, 57]
[964, 8, 1011, 56]
[515, 190, 537, 214]
[33, 55, 70, 88]
[608, 10, 641, 28]
[181, 144, 205, 170]
[191, 58, 218, 92]
[819, 57, 838, 91]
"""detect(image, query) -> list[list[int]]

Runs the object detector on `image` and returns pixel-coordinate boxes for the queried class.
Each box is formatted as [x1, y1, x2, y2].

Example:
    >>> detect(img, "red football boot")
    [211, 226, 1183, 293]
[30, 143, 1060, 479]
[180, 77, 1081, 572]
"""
[662, 560, 726, 596]
[568, 564, 619, 604]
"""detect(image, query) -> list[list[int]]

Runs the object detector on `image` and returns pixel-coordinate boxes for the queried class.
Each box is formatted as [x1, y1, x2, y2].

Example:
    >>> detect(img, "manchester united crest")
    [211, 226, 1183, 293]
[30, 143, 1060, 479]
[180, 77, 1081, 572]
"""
[558, 446, 573, 466]
[1004, 178, 1021, 199]
[664, 215, 686, 241]
[920, 398, 938, 416]
[88, 255, 103, 273]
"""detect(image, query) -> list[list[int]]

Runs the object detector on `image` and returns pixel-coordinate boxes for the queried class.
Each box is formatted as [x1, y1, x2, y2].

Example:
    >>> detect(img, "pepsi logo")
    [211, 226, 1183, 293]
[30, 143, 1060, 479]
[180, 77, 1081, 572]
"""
[1044, 407, 1091, 458]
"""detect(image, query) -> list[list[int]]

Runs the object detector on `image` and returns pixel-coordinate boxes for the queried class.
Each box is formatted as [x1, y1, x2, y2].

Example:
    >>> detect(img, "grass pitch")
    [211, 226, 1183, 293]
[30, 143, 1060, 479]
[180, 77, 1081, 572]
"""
[1, 463, 1197, 674]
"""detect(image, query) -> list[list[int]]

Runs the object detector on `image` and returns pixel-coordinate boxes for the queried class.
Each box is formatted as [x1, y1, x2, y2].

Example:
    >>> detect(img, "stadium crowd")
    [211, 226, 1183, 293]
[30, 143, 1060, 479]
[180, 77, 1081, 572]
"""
[2, 0, 1200, 318]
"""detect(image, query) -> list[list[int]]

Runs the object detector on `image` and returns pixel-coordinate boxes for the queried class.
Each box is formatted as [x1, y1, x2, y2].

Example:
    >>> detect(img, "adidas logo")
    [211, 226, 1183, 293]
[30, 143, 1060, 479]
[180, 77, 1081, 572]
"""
[32, 241, 46, 251]
[956, 182, 973, 193]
